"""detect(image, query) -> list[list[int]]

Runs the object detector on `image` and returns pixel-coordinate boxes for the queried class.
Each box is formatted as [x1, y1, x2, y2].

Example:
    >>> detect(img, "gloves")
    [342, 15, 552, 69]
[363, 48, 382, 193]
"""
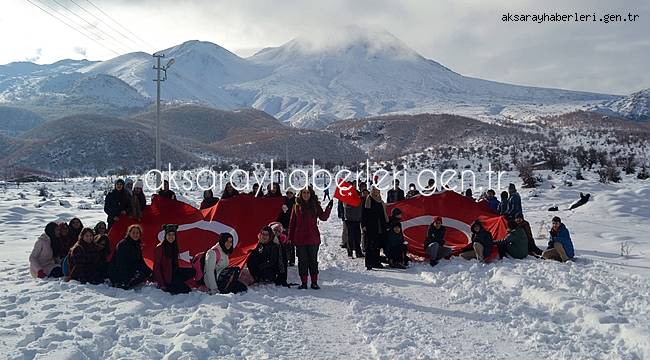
[327, 199, 334, 208]
[37, 270, 46, 278]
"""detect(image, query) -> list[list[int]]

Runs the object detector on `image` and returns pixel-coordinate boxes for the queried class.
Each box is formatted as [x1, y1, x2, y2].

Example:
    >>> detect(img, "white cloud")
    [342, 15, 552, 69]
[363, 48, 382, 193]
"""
[2, 0, 648, 94]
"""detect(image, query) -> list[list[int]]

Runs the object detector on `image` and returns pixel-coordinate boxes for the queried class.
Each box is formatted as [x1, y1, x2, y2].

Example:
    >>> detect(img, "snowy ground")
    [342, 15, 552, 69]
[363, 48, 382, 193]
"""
[0, 173, 649, 360]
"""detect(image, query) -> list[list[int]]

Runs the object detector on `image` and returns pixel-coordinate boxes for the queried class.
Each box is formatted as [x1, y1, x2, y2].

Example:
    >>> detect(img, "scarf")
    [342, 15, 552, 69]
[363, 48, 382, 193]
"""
[365, 192, 389, 223]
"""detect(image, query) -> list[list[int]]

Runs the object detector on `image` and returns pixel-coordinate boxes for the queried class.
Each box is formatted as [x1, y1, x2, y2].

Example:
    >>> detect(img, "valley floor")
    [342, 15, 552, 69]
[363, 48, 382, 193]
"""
[0, 176, 649, 360]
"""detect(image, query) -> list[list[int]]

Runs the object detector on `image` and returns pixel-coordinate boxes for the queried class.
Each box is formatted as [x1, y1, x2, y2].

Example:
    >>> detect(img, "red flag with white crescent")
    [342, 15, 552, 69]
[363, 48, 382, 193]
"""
[108, 194, 284, 270]
[334, 180, 361, 207]
[385, 191, 508, 259]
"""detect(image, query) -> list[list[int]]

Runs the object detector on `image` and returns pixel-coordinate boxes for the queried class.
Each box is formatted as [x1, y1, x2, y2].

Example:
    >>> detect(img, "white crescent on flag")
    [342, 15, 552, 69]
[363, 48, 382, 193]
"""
[156, 220, 240, 248]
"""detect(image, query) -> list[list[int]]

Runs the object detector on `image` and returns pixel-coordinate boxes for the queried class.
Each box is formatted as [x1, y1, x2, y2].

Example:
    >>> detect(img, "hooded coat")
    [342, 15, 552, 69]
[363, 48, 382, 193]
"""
[470, 220, 494, 258]
[548, 223, 574, 258]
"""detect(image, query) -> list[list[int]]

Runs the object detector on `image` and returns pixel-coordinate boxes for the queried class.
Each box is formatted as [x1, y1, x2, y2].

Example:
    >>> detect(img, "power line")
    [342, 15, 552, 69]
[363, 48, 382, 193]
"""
[25, 0, 121, 56]
[82, 0, 157, 52]
[67, 0, 146, 52]
[46, 0, 133, 54]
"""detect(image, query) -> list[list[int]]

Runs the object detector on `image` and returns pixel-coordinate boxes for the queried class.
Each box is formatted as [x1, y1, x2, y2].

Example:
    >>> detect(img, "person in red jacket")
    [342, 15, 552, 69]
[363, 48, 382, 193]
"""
[153, 224, 194, 294]
[288, 186, 333, 289]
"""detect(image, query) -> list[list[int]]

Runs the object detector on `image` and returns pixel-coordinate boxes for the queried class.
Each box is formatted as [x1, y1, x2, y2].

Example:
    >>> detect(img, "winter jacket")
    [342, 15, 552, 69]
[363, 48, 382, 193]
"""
[288, 203, 332, 246]
[108, 236, 151, 286]
[506, 192, 522, 218]
[204, 245, 229, 292]
[501, 227, 528, 259]
[385, 229, 405, 261]
[344, 199, 363, 222]
[69, 241, 105, 284]
[424, 225, 446, 250]
[158, 189, 176, 200]
[277, 196, 296, 229]
[104, 188, 131, 219]
[153, 241, 179, 290]
[337, 199, 345, 220]
[487, 197, 500, 213]
[470, 221, 494, 258]
[497, 201, 508, 215]
[246, 241, 282, 282]
[29, 233, 60, 277]
[548, 224, 574, 259]
[387, 188, 405, 203]
[130, 191, 146, 219]
[406, 189, 420, 199]
[362, 196, 388, 240]
[200, 196, 219, 210]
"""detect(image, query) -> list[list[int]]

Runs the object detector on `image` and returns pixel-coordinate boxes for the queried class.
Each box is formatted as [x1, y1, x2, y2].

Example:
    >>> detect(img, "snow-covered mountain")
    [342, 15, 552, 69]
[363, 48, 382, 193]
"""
[0, 27, 634, 127]
[595, 88, 650, 121]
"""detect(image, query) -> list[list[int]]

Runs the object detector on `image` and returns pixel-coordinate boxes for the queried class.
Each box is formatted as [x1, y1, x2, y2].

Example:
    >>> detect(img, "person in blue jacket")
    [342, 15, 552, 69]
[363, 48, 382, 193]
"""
[542, 216, 575, 262]
[505, 183, 522, 220]
[486, 189, 500, 213]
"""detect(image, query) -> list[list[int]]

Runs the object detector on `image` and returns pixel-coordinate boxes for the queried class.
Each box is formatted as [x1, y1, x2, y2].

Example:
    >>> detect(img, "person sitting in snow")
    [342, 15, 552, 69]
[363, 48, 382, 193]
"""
[269, 222, 291, 286]
[424, 217, 452, 267]
[29, 222, 63, 279]
[496, 220, 528, 260]
[109, 224, 152, 290]
[542, 217, 575, 262]
[385, 223, 407, 269]
[93, 221, 107, 236]
[104, 178, 131, 230]
[514, 213, 543, 256]
[388, 208, 408, 266]
[153, 224, 195, 295]
[460, 220, 494, 262]
[68, 228, 105, 285]
[199, 233, 247, 294]
[94, 234, 111, 281]
[246, 226, 283, 285]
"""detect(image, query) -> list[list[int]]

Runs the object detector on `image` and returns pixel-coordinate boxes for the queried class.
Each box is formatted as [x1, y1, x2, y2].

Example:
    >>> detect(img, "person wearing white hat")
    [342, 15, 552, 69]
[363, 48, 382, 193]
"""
[129, 179, 146, 221]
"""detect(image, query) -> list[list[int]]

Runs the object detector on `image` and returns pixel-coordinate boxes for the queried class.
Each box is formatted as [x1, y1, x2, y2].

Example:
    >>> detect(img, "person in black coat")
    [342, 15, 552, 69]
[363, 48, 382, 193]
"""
[246, 226, 283, 284]
[362, 187, 388, 270]
[108, 225, 152, 289]
[424, 216, 452, 266]
[386, 180, 405, 203]
[460, 220, 494, 262]
[200, 189, 220, 209]
[277, 189, 296, 266]
[158, 180, 176, 200]
[104, 179, 131, 230]
[220, 182, 240, 199]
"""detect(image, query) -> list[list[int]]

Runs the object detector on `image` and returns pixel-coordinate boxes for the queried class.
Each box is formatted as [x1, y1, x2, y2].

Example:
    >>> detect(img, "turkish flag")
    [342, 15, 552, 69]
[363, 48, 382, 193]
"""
[108, 194, 284, 270]
[334, 180, 361, 206]
[385, 190, 507, 259]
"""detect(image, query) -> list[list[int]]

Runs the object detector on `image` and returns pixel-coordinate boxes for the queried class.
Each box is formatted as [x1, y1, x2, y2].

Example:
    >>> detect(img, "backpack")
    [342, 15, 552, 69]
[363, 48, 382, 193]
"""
[191, 247, 221, 285]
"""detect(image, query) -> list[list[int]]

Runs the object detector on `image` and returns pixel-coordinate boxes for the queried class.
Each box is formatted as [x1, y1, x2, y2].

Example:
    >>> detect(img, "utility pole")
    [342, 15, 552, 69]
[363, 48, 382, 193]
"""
[152, 53, 175, 183]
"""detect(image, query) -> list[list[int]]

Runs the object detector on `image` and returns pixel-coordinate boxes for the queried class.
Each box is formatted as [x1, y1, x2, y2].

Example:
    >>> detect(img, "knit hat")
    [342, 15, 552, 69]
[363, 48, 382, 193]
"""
[133, 179, 143, 189]
[162, 224, 178, 235]
[268, 221, 284, 234]
[115, 178, 125, 186]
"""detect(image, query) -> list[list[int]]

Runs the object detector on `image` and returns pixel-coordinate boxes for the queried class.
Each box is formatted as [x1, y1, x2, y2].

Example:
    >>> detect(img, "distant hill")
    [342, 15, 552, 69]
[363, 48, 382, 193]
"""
[0, 106, 46, 136]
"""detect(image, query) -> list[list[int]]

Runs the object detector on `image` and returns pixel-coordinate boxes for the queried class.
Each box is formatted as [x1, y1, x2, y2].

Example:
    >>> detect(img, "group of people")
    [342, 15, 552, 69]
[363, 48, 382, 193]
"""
[30, 177, 575, 296]
[30, 178, 334, 294]
[339, 180, 575, 269]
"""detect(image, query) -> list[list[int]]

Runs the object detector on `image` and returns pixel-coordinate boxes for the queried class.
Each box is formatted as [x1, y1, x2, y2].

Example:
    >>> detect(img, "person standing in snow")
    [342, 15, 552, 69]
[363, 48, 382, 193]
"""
[153, 224, 194, 294]
[514, 213, 543, 256]
[277, 189, 297, 266]
[505, 183, 522, 220]
[424, 217, 452, 267]
[68, 218, 84, 243]
[220, 182, 240, 199]
[288, 186, 333, 289]
[200, 189, 219, 209]
[387, 179, 405, 203]
[158, 180, 176, 200]
[485, 189, 500, 213]
[406, 183, 420, 199]
[104, 178, 131, 230]
[266, 182, 282, 198]
[200, 233, 247, 294]
[129, 179, 147, 221]
[464, 188, 474, 199]
[362, 186, 389, 270]
[344, 187, 365, 259]
[496, 191, 509, 215]
[496, 220, 528, 259]
[109, 224, 152, 290]
[68, 228, 105, 285]
[29, 222, 63, 278]
[460, 220, 494, 262]
[542, 217, 575, 262]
